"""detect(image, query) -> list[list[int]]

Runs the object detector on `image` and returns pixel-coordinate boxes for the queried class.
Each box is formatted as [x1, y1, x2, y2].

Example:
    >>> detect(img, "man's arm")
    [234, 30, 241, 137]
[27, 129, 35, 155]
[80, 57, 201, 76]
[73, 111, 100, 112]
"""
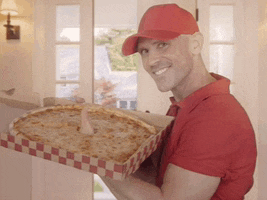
[101, 163, 220, 200]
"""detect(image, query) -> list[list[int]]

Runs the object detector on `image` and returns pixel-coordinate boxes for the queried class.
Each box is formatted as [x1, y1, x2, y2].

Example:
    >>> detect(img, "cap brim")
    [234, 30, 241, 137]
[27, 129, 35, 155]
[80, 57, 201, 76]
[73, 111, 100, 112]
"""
[122, 34, 140, 56]
[122, 30, 181, 56]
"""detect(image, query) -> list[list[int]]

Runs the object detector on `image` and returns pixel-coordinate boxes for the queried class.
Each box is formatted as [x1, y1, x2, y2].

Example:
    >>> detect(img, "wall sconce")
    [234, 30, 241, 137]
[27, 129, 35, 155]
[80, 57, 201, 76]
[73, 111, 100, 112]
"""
[0, 0, 20, 40]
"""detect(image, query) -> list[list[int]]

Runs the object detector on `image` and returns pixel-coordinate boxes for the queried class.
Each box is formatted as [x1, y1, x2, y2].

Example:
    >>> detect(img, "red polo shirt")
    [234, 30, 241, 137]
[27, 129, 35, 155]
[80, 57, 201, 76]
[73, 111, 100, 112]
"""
[156, 74, 257, 199]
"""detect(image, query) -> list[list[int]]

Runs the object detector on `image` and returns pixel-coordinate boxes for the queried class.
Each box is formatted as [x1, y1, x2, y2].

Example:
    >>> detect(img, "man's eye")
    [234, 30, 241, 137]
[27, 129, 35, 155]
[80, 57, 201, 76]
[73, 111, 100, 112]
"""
[140, 49, 148, 55]
[158, 42, 168, 48]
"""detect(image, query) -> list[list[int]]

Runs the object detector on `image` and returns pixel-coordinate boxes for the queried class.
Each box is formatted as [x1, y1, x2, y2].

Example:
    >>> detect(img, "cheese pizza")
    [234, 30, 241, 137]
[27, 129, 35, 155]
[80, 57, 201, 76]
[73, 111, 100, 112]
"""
[10, 104, 157, 164]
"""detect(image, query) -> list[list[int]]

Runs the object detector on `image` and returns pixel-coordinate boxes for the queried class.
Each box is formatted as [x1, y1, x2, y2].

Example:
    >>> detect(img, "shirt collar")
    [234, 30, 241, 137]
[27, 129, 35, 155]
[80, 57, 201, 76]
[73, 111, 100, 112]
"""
[169, 73, 231, 111]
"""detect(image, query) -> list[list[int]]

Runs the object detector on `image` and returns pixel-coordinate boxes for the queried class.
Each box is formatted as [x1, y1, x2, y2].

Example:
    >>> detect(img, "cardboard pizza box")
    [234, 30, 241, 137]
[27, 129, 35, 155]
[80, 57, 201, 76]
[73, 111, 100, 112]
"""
[0, 103, 174, 180]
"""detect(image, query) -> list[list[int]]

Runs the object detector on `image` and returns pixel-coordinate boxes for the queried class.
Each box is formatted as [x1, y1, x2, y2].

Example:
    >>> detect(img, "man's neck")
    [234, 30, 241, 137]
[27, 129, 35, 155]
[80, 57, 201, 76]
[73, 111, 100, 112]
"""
[171, 68, 216, 102]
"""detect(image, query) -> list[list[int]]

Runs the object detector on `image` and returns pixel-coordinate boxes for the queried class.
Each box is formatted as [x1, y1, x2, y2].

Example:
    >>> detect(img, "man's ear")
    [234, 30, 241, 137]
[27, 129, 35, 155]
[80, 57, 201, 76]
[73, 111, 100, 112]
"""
[189, 32, 204, 55]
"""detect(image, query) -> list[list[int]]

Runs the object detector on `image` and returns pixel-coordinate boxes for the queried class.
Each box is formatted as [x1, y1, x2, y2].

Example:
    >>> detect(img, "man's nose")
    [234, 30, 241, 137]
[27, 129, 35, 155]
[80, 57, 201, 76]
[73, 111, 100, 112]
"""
[148, 50, 161, 68]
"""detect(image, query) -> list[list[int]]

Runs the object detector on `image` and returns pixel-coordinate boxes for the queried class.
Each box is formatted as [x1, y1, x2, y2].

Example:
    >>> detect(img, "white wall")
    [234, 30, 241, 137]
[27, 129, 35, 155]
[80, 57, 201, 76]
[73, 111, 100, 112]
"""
[0, 0, 39, 104]
[0, 1, 35, 199]
[258, 0, 267, 145]
[234, 2, 259, 199]
[258, 0, 267, 199]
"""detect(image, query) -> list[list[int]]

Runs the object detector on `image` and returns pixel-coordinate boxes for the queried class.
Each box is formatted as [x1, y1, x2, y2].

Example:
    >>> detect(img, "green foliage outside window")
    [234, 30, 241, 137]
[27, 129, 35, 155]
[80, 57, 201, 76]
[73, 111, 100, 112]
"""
[95, 29, 139, 71]
[94, 180, 104, 192]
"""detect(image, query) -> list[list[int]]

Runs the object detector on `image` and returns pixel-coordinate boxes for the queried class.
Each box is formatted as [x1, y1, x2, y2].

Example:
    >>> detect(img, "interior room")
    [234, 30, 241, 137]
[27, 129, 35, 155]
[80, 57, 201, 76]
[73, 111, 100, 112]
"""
[0, 0, 266, 199]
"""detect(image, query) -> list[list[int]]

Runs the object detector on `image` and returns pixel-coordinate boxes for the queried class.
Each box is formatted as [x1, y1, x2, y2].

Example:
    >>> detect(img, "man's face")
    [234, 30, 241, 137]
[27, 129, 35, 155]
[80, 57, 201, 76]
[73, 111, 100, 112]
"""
[137, 36, 194, 93]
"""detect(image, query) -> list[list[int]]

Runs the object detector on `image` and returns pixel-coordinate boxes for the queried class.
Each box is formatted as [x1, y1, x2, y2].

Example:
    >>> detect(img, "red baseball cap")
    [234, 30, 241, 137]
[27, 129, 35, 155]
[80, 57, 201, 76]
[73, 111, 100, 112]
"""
[122, 4, 199, 56]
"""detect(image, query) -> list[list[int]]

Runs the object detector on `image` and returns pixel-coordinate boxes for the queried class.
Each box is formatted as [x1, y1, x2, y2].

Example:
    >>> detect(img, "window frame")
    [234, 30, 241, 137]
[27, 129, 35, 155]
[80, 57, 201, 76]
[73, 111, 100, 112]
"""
[44, 0, 94, 103]
[32, 1, 94, 199]
[198, 0, 244, 87]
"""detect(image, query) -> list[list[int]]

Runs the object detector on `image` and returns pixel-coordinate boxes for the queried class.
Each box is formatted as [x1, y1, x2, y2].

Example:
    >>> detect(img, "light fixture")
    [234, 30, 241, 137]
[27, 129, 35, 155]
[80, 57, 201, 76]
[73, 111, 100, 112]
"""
[0, 0, 20, 40]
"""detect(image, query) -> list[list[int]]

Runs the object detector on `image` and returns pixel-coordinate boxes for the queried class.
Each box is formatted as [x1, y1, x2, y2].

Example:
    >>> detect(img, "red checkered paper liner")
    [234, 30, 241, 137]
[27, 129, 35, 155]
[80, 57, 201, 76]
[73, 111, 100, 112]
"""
[1, 122, 163, 180]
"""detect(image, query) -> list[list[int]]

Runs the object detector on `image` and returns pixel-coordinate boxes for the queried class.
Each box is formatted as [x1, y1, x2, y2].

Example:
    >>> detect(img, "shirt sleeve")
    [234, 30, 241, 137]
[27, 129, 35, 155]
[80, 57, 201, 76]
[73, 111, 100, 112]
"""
[168, 116, 245, 178]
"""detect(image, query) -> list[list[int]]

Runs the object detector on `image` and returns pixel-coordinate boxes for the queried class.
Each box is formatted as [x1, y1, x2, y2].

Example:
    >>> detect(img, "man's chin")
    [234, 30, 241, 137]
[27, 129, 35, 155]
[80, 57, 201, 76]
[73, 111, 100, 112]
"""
[156, 85, 171, 93]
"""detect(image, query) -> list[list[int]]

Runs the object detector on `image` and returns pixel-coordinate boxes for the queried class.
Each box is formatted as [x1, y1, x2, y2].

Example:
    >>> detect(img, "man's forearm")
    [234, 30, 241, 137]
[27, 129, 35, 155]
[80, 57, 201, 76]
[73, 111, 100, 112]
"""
[101, 175, 164, 200]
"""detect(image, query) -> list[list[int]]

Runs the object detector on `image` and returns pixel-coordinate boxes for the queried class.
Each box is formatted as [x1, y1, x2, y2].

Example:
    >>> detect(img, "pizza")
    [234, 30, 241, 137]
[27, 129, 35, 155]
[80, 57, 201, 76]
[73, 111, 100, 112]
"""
[10, 104, 157, 164]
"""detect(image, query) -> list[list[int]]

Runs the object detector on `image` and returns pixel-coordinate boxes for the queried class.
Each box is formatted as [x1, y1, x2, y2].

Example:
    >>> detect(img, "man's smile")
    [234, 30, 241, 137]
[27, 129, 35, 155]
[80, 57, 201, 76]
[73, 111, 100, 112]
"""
[154, 67, 170, 76]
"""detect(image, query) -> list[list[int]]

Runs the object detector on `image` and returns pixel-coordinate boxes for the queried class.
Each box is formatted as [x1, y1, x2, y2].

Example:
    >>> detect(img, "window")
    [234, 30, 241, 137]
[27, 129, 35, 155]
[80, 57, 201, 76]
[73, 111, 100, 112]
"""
[93, 0, 138, 110]
[54, 4, 81, 99]
[198, 0, 243, 92]
[116, 100, 137, 110]
[93, 0, 137, 199]
[94, 29, 138, 110]
[42, 0, 137, 199]
[44, 0, 93, 103]
[209, 5, 235, 80]
[39, 1, 94, 198]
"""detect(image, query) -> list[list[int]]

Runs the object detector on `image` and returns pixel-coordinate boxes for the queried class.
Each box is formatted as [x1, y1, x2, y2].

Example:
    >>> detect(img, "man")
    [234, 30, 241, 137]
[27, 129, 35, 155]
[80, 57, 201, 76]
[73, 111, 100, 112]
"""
[91, 4, 257, 200]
